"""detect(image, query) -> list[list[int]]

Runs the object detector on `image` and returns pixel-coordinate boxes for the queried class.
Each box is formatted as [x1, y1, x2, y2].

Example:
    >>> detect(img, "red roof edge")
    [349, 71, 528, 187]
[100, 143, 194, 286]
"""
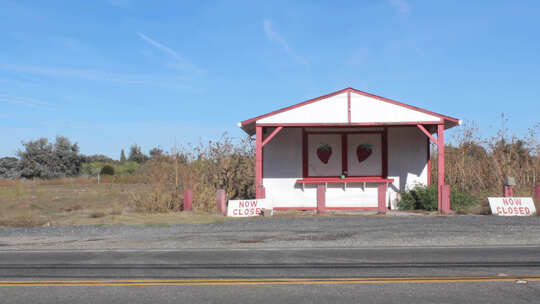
[240, 88, 459, 129]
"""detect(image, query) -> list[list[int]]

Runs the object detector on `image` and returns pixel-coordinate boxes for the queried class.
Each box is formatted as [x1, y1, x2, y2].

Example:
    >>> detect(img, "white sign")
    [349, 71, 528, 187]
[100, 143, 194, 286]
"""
[488, 197, 536, 216]
[227, 199, 268, 217]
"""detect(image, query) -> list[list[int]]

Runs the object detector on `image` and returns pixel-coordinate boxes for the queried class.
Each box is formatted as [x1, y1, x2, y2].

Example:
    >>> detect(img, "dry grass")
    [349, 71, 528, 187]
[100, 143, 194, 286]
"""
[0, 211, 47, 227]
[0, 178, 226, 227]
[89, 210, 106, 218]
[431, 120, 539, 212]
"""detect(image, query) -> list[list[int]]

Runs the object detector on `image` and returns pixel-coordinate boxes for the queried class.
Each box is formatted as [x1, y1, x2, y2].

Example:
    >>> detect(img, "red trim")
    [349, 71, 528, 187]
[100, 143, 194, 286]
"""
[416, 124, 438, 144]
[273, 206, 378, 211]
[427, 137, 431, 186]
[341, 133, 347, 175]
[255, 126, 264, 198]
[347, 89, 351, 123]
[305, 131, 384, 134]
[302, 128, 308, 178]
[297, 177, 394, 184]
[382, 127, 388, 178]
[317, 184, 326, 214]
[377, 183, 388, 214]
[257, 121, 442, 127]
[261, 126, 283, 147]
[303, 130, 387, 179]
[241, 87, 459, 130]
[437, 123, 445, 211]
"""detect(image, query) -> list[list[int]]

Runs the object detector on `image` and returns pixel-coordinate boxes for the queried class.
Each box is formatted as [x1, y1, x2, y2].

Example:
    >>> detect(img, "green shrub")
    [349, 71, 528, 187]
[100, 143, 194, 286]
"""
[81, 161, 139, 176]
[398, 185, 438, 211]
[100, 165, 115, 175]
[398, 184, 477, 213]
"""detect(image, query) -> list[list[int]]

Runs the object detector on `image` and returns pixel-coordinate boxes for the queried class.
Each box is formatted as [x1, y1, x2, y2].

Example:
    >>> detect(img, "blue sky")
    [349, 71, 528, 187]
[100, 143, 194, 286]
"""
[1, 0, 539, 158]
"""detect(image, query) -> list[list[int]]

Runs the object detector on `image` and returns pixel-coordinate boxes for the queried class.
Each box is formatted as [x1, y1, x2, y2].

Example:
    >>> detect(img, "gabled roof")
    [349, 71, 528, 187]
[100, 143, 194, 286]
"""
[240, 88, 460, 135]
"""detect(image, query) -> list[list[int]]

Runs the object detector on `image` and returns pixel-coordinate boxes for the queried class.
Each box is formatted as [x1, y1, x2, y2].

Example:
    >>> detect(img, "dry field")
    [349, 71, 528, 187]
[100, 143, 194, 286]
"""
[0, 178, 224, 227]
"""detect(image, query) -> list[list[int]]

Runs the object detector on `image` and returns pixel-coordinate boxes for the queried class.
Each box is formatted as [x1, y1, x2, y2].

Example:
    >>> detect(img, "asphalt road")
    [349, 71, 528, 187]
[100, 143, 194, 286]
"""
[1, 246, 540, 303]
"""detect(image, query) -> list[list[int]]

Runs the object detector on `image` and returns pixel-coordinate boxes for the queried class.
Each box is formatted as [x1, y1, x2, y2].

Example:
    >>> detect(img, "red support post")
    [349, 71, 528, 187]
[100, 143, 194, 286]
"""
[255, 126, 265, 199]
[441, 184, 451, 214]
[378, 183, 387, 214]
[317, 184, 326, 214]
[504, 185, 515, 197]
[183, 189, 193, 211]
[216, 189, 227, 216]
[534, 186, 540, 203]
[437, 123, 445, 212]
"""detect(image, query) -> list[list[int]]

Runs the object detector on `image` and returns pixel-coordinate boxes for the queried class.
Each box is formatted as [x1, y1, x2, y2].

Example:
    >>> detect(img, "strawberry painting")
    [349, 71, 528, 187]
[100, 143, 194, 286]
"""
[316, 143, 332, 164]
[356, 144, 372, 163]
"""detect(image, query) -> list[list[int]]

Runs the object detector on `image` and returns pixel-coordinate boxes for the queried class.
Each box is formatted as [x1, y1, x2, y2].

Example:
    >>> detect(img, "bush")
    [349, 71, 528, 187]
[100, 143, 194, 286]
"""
[17, 136, 83, 179]
[81, 161, 139, 176]
[100, 165, 115, 175]
[398, 185, 438, 211]
[0, 157, 20, 179]
[398, 184, 477, 213]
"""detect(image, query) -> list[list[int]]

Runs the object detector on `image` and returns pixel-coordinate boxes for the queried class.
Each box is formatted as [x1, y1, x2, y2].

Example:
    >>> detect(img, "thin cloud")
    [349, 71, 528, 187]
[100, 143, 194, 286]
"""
[388, 0, 410, 16]
[0, 94, 51, 109]
[263, 19, 307, 65]
[0, 64, 188, 89]
[137, 32, 204, 74]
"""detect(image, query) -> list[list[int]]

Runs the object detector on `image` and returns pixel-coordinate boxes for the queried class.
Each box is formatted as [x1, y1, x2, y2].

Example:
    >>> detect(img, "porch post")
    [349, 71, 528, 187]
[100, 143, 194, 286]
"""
[378, 183, 387, 214]
[437, 123, 450, 213]
[255, 125, 265, 198]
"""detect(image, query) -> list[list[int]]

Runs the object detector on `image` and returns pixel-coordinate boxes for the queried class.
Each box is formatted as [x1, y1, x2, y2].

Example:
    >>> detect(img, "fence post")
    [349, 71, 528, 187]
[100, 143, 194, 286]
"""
[217, 189, 227, 216]
[317, 184, 326, 214]
[183, 189, 193, 211]
[377, 183, 387, 214]
[534, 186, 540, 203]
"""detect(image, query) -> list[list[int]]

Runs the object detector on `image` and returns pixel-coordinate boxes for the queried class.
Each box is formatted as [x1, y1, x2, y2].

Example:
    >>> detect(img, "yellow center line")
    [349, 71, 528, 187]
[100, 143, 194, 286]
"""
[0, 276, 539, 287]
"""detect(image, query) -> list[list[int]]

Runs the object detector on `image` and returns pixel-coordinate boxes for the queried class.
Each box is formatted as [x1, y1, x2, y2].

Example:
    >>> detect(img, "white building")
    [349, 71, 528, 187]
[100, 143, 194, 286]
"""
[239, 88, 460, 213]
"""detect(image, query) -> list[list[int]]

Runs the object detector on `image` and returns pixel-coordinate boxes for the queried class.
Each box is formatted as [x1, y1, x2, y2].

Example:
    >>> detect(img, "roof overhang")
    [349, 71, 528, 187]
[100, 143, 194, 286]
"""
[240, 88, 460, 136]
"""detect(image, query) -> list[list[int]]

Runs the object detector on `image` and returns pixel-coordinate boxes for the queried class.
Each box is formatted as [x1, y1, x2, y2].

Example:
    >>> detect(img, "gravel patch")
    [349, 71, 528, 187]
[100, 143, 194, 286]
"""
[1, 216, 539, 250]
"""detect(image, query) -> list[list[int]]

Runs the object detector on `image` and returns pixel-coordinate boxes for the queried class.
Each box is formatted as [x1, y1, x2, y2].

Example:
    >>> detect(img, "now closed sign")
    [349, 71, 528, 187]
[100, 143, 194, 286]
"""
[227, 199, 267, 217]
[488, 197, 537, 216]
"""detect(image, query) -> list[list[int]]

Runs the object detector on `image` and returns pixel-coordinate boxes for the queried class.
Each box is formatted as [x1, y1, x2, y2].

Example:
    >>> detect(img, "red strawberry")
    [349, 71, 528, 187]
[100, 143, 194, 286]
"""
[356, 144, 372, 163]
[316, 143, 332, 164]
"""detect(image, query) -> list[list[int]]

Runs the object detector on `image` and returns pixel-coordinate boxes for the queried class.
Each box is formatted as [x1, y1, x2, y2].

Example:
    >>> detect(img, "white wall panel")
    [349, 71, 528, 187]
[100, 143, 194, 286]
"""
[258, 93, 348, 124]
[387, 126, 428, 194]
[350, 92, 441, 123]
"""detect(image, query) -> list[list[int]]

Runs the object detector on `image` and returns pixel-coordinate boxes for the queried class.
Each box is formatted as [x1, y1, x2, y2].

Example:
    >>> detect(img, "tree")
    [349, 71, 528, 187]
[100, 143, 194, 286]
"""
[0, 157, 20, 179]
[84, 154, 114, 163]
[17, 136, 83, 178]
[100, 165, 115, 175]
[149, 147, 164, 160]
[120, 149, 126, 162]
[128, 144, 148, 164]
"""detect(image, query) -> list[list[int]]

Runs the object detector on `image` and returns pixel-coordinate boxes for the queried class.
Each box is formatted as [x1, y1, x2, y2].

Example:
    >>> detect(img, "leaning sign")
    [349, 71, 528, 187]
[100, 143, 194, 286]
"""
[227, 199, 267, 217]
[488, 197, 536, 216]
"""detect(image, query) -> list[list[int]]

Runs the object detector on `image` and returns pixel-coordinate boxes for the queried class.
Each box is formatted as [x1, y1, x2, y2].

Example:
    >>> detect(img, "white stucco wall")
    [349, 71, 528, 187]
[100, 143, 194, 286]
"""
[387, 126, 429, 207]
[262, 127, 428, 209]
[258, 93, 348, 124]
[350, 92, 441, 123]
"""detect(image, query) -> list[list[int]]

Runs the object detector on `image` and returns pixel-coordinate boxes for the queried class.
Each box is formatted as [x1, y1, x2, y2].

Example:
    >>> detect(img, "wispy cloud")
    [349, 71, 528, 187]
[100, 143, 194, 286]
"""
[137, 32, 204, 74]
[0, 64, 189, 88]
[263, 19, 307, 65]
[388, 0, 410, 16]
[0, 94, 51, 109]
